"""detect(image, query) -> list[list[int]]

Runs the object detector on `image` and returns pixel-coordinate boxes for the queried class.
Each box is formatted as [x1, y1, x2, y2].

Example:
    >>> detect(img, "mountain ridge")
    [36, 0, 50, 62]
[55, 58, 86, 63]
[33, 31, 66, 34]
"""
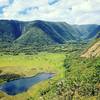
[0, 20, 100, 47]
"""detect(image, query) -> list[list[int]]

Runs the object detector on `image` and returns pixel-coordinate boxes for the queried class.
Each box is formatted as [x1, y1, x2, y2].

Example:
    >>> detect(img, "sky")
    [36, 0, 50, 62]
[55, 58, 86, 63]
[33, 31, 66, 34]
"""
[0, 0, 100, 24]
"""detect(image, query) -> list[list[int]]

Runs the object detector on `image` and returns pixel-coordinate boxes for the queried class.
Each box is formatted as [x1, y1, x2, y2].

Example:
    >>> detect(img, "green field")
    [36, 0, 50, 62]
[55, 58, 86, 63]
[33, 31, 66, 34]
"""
[0, 52, 66, 100]
[0, 43, 99, 100]
[0, 52, 65, 75]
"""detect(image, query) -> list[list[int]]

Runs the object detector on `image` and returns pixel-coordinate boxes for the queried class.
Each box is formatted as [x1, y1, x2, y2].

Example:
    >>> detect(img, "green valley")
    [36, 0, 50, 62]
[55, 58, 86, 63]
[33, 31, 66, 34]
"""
[0, 20, 100, 100]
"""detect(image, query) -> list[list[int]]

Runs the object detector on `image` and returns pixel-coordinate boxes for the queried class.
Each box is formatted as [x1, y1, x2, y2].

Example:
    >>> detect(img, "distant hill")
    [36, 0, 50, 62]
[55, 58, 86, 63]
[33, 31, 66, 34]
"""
[14, 20, 82, 46]
[73, 24, 100, 40]
[0, 20, 100, 48]
[0, 20, 22, 43]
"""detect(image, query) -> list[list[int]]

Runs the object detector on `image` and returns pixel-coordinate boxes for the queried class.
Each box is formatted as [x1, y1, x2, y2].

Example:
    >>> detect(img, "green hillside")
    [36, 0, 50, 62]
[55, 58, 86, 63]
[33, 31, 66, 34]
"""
[14, 26, 55, 47]
[0, 20, 100, 49]
[0, 20, 79, 47]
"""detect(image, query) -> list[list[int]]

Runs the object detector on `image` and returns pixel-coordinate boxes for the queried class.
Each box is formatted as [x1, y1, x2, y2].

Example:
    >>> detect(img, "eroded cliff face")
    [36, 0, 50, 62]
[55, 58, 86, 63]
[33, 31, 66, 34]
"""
[81, 40, 100, 58]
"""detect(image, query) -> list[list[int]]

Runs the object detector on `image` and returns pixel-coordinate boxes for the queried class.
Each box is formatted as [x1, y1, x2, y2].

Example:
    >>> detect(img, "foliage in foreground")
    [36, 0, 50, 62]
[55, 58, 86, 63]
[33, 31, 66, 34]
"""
[30, 56, 100, 100]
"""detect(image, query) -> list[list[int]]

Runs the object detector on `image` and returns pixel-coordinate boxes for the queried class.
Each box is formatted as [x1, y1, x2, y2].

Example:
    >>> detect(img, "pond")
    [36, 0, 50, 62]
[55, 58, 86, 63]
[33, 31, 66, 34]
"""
[0, 73, 54, 95]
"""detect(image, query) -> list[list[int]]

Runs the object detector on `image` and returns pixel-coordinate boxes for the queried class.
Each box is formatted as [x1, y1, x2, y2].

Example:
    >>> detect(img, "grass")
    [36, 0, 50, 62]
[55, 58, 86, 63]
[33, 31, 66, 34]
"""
[0, 43, 99, 100]
[0, 52, 65, 76]
[0, 52, 66, 100]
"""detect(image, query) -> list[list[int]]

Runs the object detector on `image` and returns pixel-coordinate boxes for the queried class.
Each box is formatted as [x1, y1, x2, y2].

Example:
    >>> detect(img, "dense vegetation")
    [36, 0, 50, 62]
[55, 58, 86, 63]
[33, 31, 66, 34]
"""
[0, 39, 100, 100]
[0, 44, 86, 55]
[0, 42, 88, 99]
[29, 55, 100, 100]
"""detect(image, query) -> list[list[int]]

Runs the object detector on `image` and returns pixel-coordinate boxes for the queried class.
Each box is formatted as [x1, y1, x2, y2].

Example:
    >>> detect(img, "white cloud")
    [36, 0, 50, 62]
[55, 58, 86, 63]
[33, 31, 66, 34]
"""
[0, 0, 100, 24]
[0, 0, 9, 6]
[75, 13, 100, 24]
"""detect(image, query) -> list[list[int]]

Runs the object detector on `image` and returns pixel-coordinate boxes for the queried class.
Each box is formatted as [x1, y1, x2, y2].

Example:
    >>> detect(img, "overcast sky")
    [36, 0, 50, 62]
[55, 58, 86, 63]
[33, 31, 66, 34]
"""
[0, 0, 100, 24]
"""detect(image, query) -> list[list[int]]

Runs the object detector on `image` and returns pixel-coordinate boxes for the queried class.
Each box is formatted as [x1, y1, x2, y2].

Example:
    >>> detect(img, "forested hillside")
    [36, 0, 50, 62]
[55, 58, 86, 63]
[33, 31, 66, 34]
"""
[0, 20, 100, 48]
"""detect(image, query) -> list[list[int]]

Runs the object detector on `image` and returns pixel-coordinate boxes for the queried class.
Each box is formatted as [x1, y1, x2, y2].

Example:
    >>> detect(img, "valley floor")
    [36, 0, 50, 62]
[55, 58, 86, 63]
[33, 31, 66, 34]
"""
[0, 52, 65, 100]
[0, 43, 99, 100]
